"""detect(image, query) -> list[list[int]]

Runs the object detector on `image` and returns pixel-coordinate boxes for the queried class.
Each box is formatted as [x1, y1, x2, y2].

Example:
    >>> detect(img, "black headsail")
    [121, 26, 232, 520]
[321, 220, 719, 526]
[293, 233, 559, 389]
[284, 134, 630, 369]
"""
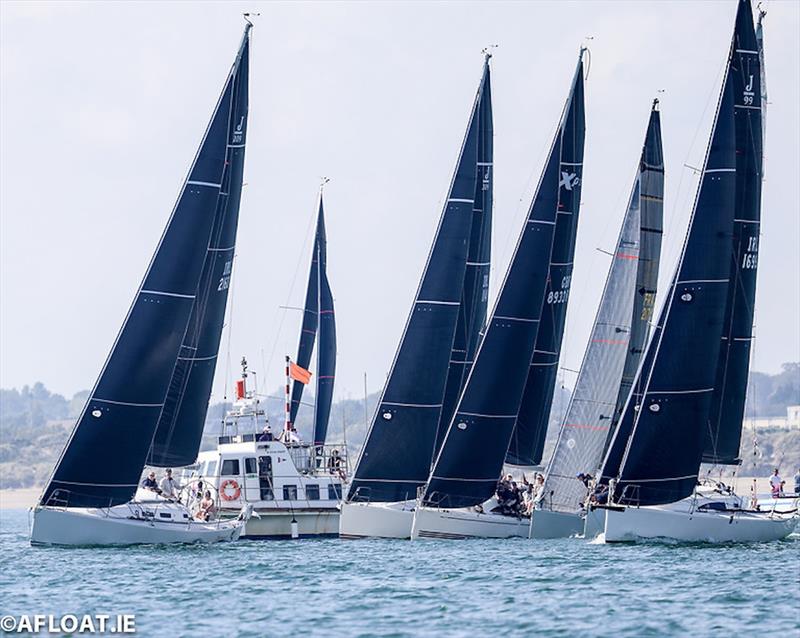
[435, 61, 494, 457]
[703, 0, 763, 465]
[542, 101, 663, 513]
[603, 2, 747, 507]
[422, 53, 585, 509]
[41, 25, 251, 508]
[506, 52, 586, 467]
[347, 57, 489, 503]
[287, 200, 323, 433]
[149, 26, 251, 468]
[313, 196, 337, 445]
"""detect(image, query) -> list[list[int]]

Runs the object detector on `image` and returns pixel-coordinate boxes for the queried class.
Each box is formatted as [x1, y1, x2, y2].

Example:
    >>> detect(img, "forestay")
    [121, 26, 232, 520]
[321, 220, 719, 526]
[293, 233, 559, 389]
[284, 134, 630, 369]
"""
[422, 54, 585, 509]
[41, 26, 252, 508]
[347, 58, 490, 503]
[542, 102, 663, 514]
[506, 55, 586, 467]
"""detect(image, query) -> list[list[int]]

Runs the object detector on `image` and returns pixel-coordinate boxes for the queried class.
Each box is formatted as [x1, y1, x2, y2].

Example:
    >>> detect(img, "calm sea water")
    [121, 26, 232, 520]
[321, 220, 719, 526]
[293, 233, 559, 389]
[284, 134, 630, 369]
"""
[1, 509, 798, 637]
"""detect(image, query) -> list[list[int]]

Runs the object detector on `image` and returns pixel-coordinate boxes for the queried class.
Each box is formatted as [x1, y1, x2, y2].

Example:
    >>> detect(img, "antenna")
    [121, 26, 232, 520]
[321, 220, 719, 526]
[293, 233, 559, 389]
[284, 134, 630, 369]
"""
[243, 12, 260, 26]
[319, 176, 331, 192]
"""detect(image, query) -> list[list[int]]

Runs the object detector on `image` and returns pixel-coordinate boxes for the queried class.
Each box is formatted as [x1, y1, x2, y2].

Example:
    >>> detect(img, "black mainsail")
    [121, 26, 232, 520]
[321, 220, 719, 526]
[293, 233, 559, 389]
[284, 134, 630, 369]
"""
[347, 58, 491, 503]
[602, 0, 758, 507]
[703, 0, 763, 465]
[435, 62, 493, 457]
[422, 54, 585, 509]
[41, 25, 252, 508]
[149, 27, 250, 468]
[542, 102, 663, 513]
[288, 194, 337, 446]
[506, 55, 586, 467]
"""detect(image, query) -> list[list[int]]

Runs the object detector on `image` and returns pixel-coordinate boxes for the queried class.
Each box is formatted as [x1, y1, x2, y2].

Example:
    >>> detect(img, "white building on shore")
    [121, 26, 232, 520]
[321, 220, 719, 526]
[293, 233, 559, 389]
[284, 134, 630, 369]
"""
[743, 406, 800, 431]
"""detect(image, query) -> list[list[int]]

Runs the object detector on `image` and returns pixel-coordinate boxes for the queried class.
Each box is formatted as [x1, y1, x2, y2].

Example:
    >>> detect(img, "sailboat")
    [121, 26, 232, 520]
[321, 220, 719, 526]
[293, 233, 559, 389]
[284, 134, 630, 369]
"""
[191, 189, 347, 539]
[340, 54, 493, 539]
[530, 100, 664, 539]
[411, 50, 586, 541]
[596, 0, 798, 543]
[30, 22, 254, 546]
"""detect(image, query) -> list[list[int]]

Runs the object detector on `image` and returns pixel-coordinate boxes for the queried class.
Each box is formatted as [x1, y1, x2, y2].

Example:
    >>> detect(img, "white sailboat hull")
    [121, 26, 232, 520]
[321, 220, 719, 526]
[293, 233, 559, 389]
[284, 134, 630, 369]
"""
[411, 506, 529, 540]
[603, 502, 798, 543]
[583, 506, 608, 539]
[529, 509, 584, 539]
[30, 504, 248, 547]
[339, 501, 415, 539]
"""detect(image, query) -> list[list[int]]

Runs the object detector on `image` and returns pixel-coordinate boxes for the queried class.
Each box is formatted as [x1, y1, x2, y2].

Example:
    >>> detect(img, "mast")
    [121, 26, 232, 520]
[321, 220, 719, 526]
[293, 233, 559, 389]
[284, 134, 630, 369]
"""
[603, 1, 752, 507]
[346, 58, 488, 504]
[541, 100, 663, 514]
[40, 25, 250, 508]
[506, 52, 587, 467]
[422, 52, 585, 510]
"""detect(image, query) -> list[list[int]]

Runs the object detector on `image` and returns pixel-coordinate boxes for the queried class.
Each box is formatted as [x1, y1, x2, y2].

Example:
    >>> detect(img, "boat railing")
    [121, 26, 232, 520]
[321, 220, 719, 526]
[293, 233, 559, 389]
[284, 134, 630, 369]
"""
[285, 443, 348, 479]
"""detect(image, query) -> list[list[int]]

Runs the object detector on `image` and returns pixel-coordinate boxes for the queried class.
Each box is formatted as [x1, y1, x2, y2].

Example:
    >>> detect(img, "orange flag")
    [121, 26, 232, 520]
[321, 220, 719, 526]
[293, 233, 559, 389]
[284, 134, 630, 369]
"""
[289, 362, 312, 385]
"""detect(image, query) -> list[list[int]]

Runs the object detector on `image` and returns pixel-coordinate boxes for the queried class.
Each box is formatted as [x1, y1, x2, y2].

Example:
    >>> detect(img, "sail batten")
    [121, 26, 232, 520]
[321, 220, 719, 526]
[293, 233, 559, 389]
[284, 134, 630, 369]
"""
[347, 59, 491, 503]
[41, 26, 252, 507]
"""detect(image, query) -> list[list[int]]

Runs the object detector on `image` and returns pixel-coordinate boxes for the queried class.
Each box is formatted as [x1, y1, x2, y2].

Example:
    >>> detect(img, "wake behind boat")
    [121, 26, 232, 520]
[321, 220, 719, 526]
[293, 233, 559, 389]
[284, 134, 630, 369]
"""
[31, 21, 254, 546]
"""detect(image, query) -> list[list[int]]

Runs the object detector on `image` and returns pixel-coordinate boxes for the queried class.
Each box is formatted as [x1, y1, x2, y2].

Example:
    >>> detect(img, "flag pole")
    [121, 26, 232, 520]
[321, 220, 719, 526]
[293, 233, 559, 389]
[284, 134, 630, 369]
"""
[285, 355, 291, 433]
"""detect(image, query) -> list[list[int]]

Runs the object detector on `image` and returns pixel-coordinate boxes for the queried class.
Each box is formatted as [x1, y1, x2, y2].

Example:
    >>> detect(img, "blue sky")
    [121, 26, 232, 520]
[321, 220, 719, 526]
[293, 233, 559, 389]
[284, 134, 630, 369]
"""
[1, 1, 798, 402]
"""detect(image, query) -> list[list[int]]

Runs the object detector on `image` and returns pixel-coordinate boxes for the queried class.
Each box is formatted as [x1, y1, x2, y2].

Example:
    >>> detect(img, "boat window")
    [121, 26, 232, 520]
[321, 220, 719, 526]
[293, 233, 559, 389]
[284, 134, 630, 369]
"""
[244, 457, 257, 474]
[260, 487, 274, 501]
[221, 459, 240, 476]
[206, 460, 218, 477]
[306, 484, 320, 501]
[283, 485, 298, 501]
[328, 484, 342, 500]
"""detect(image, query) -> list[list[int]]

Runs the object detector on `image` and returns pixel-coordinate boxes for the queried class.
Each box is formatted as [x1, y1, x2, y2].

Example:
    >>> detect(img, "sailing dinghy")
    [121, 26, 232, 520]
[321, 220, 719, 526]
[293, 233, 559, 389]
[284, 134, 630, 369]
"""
[411, 50, 586, 540]
[595, 0, 798, 543]
[530, 101, 663, 539]
[340, 54, 493, 539]
[31, 22, 254, 546]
